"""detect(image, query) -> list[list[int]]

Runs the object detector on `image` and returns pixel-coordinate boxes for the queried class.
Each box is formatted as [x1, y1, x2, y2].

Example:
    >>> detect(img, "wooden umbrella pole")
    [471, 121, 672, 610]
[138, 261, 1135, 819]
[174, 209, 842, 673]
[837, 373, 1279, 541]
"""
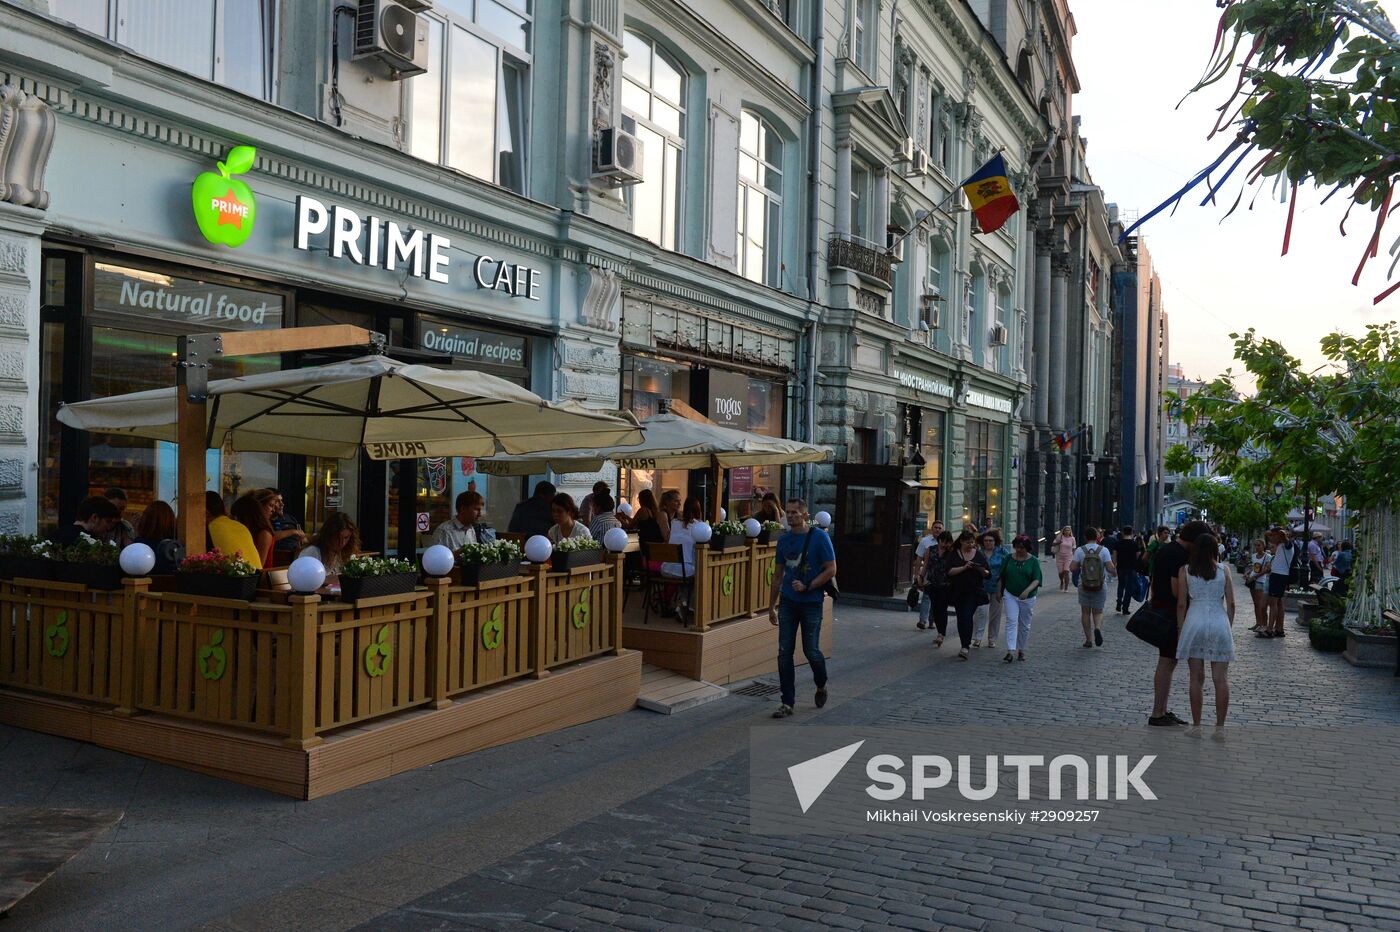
[710, 463, 723, 524]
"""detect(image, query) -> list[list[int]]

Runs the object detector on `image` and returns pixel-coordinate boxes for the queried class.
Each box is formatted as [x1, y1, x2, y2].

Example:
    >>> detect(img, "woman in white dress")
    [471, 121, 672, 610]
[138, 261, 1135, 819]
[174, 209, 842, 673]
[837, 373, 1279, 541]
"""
[1175, 532, 1236, 727]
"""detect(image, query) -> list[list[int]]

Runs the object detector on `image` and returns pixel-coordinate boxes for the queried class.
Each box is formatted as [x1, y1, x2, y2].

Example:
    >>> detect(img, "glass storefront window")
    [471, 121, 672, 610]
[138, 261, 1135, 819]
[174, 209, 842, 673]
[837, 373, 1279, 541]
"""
[964, 417, 1005, 532]
[726, 375, 785, 519]
[907, 405, 944, 531]
[842, 484, 888, 545]
[620, 355, 691, 512]
[38, 321, 64, 535]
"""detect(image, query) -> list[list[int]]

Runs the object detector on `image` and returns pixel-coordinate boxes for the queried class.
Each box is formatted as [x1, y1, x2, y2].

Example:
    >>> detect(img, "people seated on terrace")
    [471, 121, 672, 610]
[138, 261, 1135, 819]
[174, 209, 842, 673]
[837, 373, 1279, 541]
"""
[133, 500, 180, 573]
[207, 491, 262, 570]
[299, 511, 361, 585]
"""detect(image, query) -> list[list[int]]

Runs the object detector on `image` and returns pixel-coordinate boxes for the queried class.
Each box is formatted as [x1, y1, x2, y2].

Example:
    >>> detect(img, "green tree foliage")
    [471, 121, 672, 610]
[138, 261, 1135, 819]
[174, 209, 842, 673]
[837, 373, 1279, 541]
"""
[1175, 476, 1291, 535]
[1129, 1, 1400, 299]
[1171, 323, 1400, 621]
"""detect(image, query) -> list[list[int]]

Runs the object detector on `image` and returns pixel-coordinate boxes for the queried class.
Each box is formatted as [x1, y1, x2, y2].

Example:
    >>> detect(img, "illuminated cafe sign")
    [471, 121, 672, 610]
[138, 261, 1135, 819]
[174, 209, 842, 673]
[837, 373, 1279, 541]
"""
[895, 369, 955, 399]
[293, 195, 542, 299]
[967, 390, 1013, 413]
[418, 320, 527, 367]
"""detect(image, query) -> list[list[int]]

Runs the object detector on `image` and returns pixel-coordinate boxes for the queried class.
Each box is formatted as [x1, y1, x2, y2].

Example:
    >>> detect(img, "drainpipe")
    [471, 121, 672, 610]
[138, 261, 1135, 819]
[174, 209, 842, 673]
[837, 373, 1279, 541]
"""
[804, 19, 825, 501]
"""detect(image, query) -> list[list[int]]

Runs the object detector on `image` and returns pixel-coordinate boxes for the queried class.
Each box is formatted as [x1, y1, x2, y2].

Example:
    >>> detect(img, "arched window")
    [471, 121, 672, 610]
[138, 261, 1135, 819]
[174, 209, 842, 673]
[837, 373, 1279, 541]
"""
[738, 110, 783, 287]
[622, 31, 686, 250]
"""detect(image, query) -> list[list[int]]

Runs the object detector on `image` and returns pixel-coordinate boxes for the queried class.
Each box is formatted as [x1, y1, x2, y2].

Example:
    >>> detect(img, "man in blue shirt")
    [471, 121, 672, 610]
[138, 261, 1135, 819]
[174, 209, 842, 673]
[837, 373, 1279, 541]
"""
[767, 498, 836, 719]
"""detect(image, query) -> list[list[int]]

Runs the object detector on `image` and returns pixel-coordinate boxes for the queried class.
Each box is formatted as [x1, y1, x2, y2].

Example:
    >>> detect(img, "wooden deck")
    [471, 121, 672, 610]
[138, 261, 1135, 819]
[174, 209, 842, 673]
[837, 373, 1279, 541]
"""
[623, 600, 833, 685]
[0, 650, 642, 799]
[636, 664, 727, 714]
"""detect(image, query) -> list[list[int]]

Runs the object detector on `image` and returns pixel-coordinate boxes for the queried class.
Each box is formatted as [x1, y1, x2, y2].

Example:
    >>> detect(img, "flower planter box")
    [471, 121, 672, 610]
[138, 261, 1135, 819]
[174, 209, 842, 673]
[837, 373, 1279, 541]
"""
[550, 550, 602, 573]
[1297, 599, 1320, 626]
[1308, 621, 1347, 653]
[339, 572, 418, 602]
[458, 560, 524, 586]
[177, 573, 259, 602]
[0, 556, 54, 581]
[708, 534, 748, 552]
[49, 563, 126, 590]
[1343, 627, 1398, 669]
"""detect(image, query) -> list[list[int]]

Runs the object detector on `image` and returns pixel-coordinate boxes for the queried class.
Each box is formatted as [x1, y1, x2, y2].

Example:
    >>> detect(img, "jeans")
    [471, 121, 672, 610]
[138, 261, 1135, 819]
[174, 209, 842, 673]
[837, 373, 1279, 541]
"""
[778, 598, 828, 707]
[1004, 594, 1036, 651]
[1116, 571, 1139, 612]
[974, 591, 1002, 643]
[952, 595, 979, 649]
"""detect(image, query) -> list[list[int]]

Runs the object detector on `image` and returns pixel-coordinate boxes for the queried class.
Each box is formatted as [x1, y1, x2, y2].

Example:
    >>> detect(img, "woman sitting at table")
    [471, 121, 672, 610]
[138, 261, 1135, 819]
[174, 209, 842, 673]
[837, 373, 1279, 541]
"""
[298, 512, 360, 584]
[547, 492, 593, 545]
[230, 491, 276, 569]
[133, 500, 180, 574]
[661, 496, 704, 579]
[754, 492, 782, 524]
[206, 491, 262, 570]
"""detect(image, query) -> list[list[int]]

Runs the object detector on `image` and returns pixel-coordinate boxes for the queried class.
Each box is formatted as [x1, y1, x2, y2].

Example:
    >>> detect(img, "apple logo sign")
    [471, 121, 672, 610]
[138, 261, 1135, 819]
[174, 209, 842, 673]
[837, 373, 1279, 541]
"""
[192, 145, 257, 248]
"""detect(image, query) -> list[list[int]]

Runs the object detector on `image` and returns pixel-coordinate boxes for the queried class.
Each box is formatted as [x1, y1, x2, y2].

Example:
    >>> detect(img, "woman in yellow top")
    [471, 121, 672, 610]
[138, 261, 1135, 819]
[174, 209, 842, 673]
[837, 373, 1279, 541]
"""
[205, 491, 262, 570]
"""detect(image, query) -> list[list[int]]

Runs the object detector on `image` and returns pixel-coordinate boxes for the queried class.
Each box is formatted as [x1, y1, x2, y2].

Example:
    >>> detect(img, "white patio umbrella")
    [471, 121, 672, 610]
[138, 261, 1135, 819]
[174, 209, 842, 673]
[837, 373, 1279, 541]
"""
[57, 354, 643, 459]
[473, 411, 830, 475]
[473, 411, 830, 521]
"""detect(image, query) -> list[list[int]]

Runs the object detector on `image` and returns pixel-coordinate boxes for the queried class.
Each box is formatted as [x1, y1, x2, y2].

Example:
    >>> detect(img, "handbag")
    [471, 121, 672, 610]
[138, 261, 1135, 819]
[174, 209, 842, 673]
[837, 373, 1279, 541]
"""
[906, 585, 921, 609]
[1126, 602, 1177, 650]
[1134, 572, 1149, 603]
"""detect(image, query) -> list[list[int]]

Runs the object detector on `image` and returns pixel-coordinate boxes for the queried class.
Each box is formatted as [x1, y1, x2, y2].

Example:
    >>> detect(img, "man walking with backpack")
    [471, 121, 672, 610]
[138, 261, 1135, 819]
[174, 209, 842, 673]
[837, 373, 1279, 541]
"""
[1071, 526, 1116, 648]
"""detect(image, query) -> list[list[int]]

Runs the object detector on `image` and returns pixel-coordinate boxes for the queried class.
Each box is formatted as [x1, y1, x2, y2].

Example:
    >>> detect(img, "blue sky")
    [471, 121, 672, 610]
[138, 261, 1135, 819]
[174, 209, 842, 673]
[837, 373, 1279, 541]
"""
[1071, 0, 1399, 384]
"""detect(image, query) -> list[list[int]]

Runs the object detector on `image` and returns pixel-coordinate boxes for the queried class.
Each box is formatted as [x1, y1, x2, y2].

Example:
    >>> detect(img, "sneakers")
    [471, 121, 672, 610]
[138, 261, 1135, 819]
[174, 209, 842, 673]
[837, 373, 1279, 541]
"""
[1148, 711, 1188, 727]
[1094, 629, 1104, 647]
[971, 639, 981, 648]
[772, 704, 794, 719]
[815, 686, 828, 708]
[986, 639, 996, 649]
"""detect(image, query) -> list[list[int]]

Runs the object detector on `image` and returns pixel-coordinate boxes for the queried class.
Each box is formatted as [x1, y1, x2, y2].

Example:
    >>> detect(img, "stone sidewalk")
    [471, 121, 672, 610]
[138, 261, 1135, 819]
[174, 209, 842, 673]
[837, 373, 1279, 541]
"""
[4, 569, 1398, 931]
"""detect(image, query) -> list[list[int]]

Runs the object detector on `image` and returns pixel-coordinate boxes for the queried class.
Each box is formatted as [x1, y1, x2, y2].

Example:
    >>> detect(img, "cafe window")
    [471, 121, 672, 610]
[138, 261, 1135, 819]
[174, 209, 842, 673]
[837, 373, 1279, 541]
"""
[51, 0, 277, 101]
[81, 263, 286, 522]
[725, 375, 786, 520]
[619, 355, 691, 513]
[964, 417, 1005, 531]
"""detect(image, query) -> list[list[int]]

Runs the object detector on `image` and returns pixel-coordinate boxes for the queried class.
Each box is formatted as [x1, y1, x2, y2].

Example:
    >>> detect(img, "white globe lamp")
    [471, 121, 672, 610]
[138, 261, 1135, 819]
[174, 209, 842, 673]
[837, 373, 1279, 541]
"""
[617, 501, 633, 518]
[524, 534, 553, 564]
[287, 556, 327, 594]
[720, 507, 727, 520]
[815, 511, 832, 529]
[691, 521, 713, 544]
[421, 544, 455, 577]
[743, 518, 762, 538]
[603, 527, 630, 553]
[119, 543, 155, 576]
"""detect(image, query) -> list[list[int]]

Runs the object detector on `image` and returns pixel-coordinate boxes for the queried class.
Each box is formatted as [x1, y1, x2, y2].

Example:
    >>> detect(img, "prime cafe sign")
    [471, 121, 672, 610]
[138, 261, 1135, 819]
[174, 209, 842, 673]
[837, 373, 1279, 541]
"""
[293, 195, 542, 300]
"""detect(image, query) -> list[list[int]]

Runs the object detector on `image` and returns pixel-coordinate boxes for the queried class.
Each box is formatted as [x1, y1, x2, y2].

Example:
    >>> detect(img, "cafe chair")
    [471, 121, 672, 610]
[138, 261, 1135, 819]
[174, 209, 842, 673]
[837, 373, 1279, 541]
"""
[641, 542, 693, 627]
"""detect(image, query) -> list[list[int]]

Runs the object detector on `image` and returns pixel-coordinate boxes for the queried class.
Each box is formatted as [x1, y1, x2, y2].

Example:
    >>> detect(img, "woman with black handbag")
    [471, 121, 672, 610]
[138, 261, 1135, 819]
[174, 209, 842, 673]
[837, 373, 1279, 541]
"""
[945, 531, 991, 660]
[923, 530, 954, 646]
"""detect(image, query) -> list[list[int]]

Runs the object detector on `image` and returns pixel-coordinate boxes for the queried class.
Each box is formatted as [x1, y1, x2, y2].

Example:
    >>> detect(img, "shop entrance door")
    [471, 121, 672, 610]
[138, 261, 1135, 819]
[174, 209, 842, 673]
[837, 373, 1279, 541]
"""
[833, 463, 919, 597]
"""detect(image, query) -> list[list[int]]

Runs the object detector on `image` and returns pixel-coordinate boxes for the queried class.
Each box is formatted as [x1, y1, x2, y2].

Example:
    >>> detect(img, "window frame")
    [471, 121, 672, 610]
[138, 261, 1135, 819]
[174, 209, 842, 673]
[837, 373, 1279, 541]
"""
[621, 30, 688, 251]
[405, 1, 533, 194]
[52, 0, 278, 101]
[737, 110, 784, 288]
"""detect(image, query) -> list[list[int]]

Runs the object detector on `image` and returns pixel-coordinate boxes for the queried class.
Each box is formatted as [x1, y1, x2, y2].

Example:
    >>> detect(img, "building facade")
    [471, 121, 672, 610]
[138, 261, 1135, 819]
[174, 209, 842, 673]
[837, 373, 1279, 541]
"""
[1111, 230, 1169, 530]
[0, 0, 1165, 568]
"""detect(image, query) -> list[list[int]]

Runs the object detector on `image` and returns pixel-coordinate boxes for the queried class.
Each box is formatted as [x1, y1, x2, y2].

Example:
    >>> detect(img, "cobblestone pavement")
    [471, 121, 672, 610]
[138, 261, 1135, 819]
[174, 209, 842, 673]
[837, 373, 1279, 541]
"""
[5, 563, 1399, 931]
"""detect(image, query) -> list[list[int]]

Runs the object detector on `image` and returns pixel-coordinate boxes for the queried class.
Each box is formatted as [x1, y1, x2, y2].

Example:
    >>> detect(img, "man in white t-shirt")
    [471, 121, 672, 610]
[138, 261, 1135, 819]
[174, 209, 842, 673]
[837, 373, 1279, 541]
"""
[1263, 528, 1296, 637]
[913, 520, 944, 629]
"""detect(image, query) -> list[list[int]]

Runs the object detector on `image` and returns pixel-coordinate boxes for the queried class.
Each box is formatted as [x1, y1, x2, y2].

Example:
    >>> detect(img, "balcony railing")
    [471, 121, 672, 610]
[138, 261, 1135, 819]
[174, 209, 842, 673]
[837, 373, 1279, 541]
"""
[827, 235, 893, 287]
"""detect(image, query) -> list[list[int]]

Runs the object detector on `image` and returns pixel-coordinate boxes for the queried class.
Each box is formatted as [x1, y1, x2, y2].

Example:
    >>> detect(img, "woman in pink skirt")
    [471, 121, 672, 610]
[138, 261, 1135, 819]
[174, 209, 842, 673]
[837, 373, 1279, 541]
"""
[1053, 525, 1076, 590]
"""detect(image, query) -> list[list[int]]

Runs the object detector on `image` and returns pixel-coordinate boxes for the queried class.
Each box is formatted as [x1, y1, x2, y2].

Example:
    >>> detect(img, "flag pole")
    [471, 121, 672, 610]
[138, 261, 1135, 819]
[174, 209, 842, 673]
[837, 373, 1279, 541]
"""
[885, 148, 1007, 257]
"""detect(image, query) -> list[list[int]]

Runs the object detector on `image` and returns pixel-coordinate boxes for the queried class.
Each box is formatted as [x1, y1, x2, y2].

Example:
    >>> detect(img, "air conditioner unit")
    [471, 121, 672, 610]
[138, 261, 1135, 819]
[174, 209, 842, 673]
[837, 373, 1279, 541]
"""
[989, 322, 1009, 346]
[913, 148, 931, 175]
[354, 0, 430, 79]
[896, 136, 915, 162]
[921, 296, 941, 331]
[594, 126, 644, 184]
[886, 230, 905, 263]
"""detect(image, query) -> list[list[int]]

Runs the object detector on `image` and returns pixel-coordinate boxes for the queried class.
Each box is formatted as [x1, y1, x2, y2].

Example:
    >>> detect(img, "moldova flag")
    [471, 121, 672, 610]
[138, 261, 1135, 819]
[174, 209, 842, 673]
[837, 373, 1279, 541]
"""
[961, 154, 1020, 234]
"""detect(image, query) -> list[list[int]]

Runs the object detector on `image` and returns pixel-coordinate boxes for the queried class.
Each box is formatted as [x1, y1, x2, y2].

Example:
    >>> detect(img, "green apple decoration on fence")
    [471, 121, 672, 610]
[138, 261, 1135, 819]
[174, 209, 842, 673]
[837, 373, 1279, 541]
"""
[481, 605, 503, 650]
[364, 625, 392, 677]
[721, 566, 734, 597]
[198, 628, 228, 681]
[192, 145, 257, 247]
[572, 590, 590, 630]
[45, 609, 69, 658]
